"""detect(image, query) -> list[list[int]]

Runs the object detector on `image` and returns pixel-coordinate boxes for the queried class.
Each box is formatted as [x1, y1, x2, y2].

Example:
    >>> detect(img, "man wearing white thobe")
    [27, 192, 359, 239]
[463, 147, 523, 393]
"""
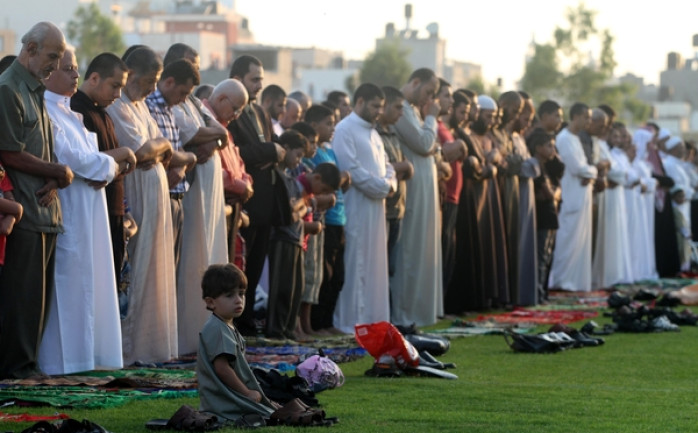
[392, 68, 443, 326]
[39, 49, 132, 374]
[591, 110, 633, 288]
[332, 83, 396, 333]
[550, 103, 598, 292]
[107, 47, 178, 365]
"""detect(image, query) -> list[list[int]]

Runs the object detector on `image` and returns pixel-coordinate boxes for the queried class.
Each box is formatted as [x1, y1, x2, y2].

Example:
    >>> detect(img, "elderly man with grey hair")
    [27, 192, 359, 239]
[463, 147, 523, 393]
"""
[0, 21, 74, 379]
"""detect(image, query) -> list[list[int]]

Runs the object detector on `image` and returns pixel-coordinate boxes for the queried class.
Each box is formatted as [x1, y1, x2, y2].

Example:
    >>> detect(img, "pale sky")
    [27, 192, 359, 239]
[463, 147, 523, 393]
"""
[3, 0, 696, 89]
[235, 0, 698, 89]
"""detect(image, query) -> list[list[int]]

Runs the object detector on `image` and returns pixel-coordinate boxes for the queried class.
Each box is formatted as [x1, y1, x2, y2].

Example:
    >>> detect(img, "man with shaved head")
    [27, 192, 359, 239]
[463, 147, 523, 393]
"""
[0, 22, 74, 379]
[200, 79, 253, 275]
[228, 55, 290, 336]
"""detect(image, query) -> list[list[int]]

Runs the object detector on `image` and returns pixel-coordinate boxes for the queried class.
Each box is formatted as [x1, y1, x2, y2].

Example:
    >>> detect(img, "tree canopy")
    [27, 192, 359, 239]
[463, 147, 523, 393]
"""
[359, 41, 412, 88]
[521, 2, 649, 122]
[67, 3, 126, 69]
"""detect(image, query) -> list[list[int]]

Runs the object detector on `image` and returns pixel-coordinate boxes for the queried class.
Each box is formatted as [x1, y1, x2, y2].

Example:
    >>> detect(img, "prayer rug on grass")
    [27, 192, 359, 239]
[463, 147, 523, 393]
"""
[474, 307, 598, 325]
[0, 411, 70, 422]
[0, 386, 195, 409]
[0, 369, 197, 409]
[432, 320, 537, 336]
[246, 346, 367, 372]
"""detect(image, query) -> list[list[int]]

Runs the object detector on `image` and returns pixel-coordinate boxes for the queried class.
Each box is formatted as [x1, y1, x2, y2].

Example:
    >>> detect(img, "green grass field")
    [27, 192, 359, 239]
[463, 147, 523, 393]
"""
[2, 314, 698, 433]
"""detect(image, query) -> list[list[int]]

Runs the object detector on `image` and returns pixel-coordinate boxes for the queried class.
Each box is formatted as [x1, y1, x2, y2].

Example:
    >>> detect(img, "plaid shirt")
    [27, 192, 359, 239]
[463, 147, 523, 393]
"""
[146, 89, 188, 193]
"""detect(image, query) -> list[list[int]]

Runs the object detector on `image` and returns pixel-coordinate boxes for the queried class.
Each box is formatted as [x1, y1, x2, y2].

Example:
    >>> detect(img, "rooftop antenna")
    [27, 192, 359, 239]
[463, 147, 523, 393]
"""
[404, 4, 412, 31]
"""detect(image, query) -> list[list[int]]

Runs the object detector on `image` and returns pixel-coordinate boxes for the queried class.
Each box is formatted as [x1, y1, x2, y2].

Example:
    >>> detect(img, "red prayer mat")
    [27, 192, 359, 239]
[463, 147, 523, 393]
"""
[0, 411, 69, 422]
[474, 308, 598, 324]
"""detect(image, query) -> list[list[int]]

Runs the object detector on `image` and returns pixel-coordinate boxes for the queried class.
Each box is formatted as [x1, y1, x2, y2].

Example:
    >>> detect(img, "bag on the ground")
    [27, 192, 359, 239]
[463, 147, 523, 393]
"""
[354, 321, 419, 368]
[295, 354, 344, 392]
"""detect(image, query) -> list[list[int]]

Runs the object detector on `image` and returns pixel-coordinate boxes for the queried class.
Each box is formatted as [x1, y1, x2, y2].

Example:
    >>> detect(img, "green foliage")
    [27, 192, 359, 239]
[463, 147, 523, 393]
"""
[522, 1, 649, 123]
[66, 3, 126, 68]
[359, 42, 412, 88]
[4, 311, 698, 432]
[520, 43, 562, 103]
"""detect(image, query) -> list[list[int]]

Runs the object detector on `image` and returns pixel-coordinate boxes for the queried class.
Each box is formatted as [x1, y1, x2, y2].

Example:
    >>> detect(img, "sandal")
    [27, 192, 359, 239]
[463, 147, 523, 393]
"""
[146, 405, 220, 431]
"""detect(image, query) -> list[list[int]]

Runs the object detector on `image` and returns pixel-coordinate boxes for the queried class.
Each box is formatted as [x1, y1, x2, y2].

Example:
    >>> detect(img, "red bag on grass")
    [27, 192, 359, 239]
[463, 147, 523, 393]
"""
[354, 321, 419, 368]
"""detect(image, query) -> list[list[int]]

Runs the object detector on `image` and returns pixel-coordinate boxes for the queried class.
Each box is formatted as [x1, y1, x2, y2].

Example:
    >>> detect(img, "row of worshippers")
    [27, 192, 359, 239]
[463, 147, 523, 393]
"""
[545, 103, 698, 294]
[0, 22, 298, 379]
[2, 21, 688, 382]
[0, 21, 444, 379]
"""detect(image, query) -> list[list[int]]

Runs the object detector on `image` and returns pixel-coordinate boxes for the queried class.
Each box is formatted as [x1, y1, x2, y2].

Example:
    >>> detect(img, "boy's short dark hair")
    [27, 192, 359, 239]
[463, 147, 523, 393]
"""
[278, 129, 308, 150]
[290, 121, 318, 140]
[526, 128, 555, 154]
[538, 100, 561, 117]
[313, 162, 341, 190]
[305, 104, 333, 124]
[201, 263, 248, 299]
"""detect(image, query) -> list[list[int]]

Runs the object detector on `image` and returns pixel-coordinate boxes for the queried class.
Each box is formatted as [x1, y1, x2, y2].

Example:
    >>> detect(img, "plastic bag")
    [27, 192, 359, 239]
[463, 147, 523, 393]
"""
[295, 354, 344, 392]
[354, 321, 419, 368]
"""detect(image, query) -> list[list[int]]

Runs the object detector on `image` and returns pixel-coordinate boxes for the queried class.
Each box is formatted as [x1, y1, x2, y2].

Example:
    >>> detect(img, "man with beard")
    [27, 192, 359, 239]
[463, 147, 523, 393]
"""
[332, 83, 396, 332]
[391, 68, 443, 328]
[228, 55, 289, 336]
[261, 84, 287, 137]
[513, 92, 538, 305]
[495, 91, 524, 304]
[458, 94, 509, 308]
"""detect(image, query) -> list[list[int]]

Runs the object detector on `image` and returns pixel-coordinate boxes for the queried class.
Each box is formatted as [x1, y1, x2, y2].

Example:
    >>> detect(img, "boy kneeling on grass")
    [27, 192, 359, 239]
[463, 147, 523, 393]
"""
[197, 263, 278, 422]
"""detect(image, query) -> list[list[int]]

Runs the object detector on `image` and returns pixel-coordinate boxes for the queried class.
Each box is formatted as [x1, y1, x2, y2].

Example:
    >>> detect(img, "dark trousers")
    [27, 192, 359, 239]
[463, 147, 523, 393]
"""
[234, 224, 272, 335]
[225, 202, 242, 263]
[0, 228, 56, 379]
[311, 224, 344, 330]
[109, 214, 125, 288]
[266, 240, 304, 338]
[441, 201, 458, 295]
[386, 218, 402, 277]
[170, 196, 184, 271]
[536, 229, 556, 301]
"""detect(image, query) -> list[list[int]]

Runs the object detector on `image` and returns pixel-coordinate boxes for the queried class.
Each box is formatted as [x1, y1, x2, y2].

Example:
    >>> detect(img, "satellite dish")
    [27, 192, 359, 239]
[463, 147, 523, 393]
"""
[426, 22, 439, 37]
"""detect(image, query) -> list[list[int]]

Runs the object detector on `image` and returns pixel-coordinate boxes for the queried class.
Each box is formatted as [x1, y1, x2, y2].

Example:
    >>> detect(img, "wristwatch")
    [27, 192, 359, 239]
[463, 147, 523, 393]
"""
[216, 139, 223, 149]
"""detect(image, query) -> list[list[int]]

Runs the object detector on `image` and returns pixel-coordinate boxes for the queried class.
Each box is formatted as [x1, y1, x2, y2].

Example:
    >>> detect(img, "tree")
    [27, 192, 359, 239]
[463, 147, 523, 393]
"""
[520, 2, 649, 123]
[520, 43, 562, 104]
[67, 3, 126, 68]
[359, 41, 411, 88]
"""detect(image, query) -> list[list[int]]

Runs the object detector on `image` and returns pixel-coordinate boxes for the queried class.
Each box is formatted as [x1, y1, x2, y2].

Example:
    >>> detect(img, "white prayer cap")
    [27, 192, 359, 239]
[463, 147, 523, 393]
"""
[658, 128, 671, 141]
[665, 136, 683, 151]
[477, 95, 498, 111]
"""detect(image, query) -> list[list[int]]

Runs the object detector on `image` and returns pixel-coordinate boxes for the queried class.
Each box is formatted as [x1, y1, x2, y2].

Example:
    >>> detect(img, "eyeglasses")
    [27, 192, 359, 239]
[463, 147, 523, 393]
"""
[226, 97, 244, 119]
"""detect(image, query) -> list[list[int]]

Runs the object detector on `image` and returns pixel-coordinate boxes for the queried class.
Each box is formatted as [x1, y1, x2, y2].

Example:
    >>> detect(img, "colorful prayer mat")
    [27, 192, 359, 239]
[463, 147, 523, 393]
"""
[473, 307, 598, 324]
